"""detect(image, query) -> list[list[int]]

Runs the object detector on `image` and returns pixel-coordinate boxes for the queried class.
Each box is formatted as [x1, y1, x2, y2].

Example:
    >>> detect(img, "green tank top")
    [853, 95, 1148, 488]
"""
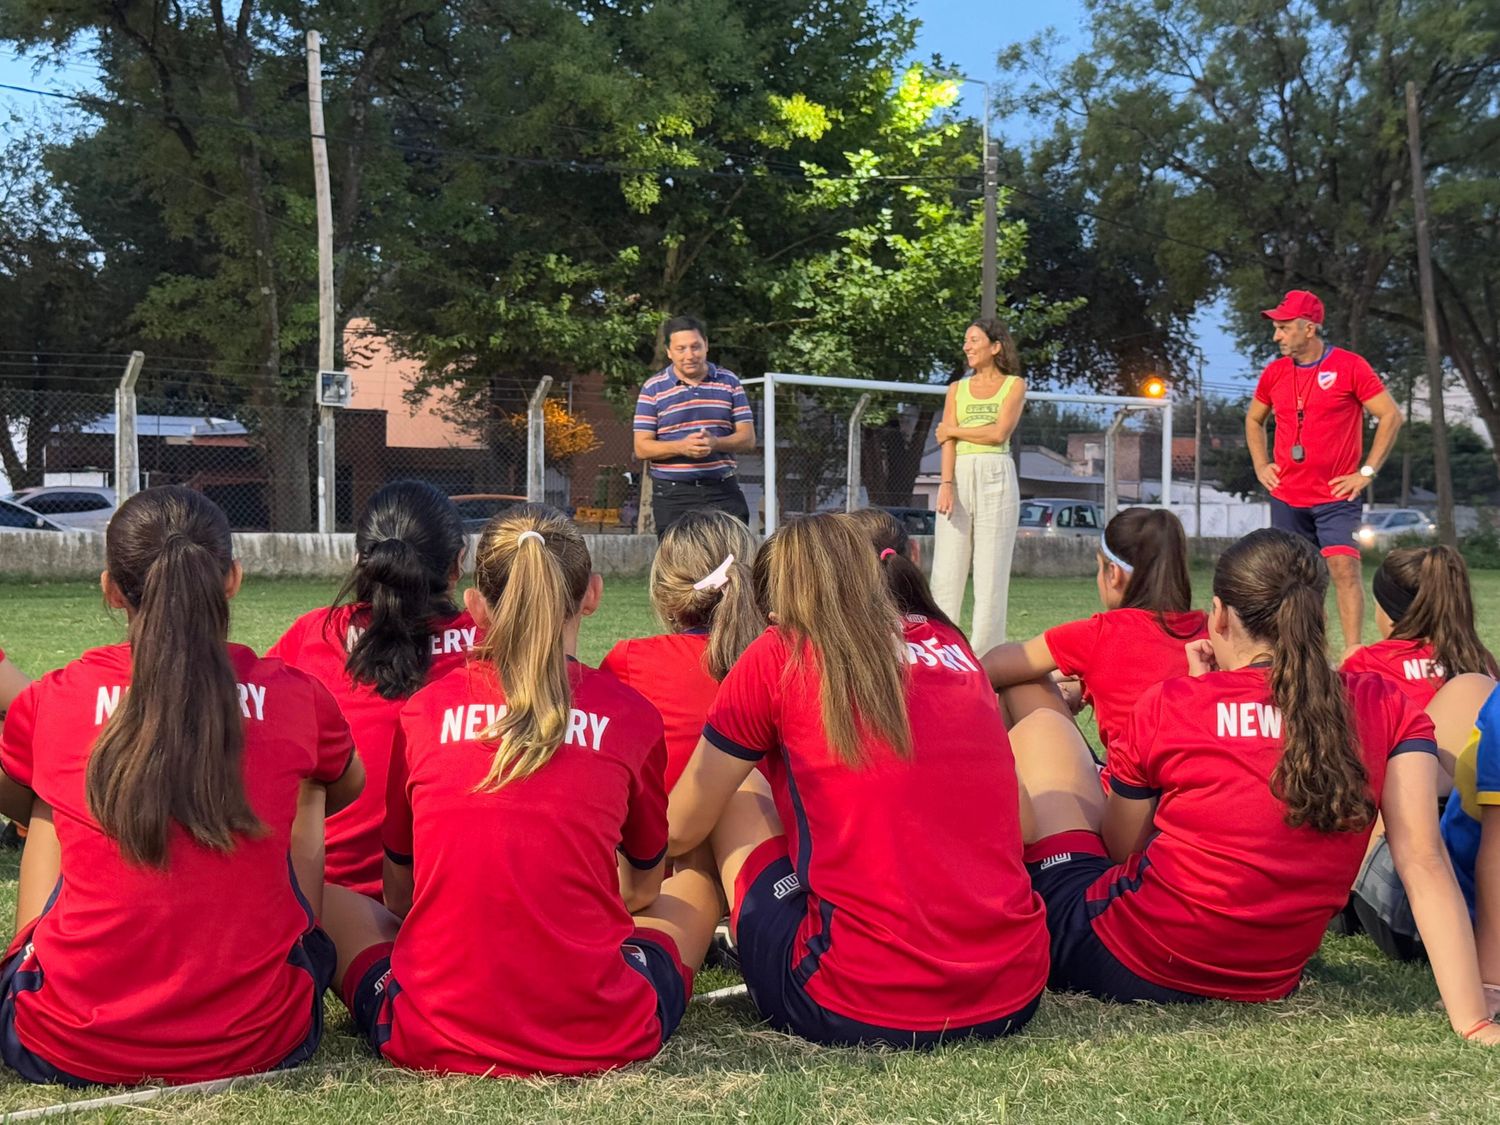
[954, 375, 1018, 456]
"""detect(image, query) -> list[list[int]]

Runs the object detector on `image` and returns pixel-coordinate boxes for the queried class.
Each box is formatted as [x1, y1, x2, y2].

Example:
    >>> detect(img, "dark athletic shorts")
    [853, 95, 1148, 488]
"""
[0, 925, 336, 1087]
[342, 930, 692, 1057]
[732, 836, 1040, 1047]
[1270, 497, 1362, 559]
[1025, 831, 1203, 1005]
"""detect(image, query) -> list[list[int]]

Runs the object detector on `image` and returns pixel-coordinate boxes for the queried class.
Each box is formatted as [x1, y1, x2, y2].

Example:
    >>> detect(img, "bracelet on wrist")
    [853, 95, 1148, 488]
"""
[940, 479, 954, 485]
[1462, 1017, 1495, 1040]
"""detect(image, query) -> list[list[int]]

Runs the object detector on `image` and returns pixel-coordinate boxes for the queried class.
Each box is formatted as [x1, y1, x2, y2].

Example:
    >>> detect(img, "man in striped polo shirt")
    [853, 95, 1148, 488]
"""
[633, 315, 755, 536]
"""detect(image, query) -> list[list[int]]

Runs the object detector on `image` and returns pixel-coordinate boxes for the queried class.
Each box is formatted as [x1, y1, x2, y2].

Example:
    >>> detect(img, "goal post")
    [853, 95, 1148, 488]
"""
[754, 372, 1173, 536]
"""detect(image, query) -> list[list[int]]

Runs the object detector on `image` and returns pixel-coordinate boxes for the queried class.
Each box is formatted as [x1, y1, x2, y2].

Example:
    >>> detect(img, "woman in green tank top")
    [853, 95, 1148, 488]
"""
[932, 318, 1027, 654]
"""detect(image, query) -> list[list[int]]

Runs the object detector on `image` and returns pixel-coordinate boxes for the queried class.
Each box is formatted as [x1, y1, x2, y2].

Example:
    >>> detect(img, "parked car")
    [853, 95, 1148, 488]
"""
[5, 485, 116, 532]
[0, 499, 68, 532]
[448, 493, 528, 534]
[1016, 498, 1104, 538]
[879, 506, 936, 537]
[1356, 507, 1436, 549]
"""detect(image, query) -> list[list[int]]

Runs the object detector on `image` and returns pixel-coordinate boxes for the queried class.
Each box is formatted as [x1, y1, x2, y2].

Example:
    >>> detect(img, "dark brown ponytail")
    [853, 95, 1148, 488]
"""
[1382, 546, 1497, 680]
[1213, 529, 1374, 834]
[88, 487, 263, 867]
[843, 508, 959, 632]
[1104, 507, 1196, 638]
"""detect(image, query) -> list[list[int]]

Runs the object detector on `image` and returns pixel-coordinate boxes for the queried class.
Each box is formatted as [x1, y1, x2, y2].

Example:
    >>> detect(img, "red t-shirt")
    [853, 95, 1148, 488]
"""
[378, 659, 670, 1077]
[1341, 639, 1445, 710]
[1253, 346, 1386, 507]
[1044, 609, 1208, 758]
[704, 617, 1048, 1030]
[600, 631, 716, 791]
[1093, 668, 1435, 1001]
[0, 644, 354, 1084]
[267, 604, 479, 898]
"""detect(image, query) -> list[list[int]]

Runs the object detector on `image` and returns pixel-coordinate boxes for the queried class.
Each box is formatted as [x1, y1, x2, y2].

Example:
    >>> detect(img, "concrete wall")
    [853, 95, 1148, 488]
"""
[0, 531, 664, 582]
[0, 530, 1244, 583]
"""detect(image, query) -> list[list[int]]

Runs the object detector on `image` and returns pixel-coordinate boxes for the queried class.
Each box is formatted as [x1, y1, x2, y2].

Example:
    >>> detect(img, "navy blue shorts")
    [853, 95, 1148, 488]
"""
[732, 838, 1040, 1047]
[1026, 832, 1202, 1005]
[343, 930, 691, 1056]
[1270, 497, 1362, 559]
[0, 925, 336, 1087]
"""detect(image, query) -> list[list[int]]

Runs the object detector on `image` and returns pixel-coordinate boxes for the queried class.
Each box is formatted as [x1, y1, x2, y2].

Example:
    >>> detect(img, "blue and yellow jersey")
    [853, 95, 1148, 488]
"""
[1440, 684, 1500, 913]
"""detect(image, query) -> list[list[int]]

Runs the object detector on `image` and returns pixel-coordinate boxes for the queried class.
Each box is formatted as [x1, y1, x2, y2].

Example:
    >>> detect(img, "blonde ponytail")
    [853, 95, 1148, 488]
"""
[471, 506, 592, 791]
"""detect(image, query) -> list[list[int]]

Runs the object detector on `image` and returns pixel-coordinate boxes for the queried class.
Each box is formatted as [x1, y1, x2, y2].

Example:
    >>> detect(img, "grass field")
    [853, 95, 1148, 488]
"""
[4, 568, 1500, 1121]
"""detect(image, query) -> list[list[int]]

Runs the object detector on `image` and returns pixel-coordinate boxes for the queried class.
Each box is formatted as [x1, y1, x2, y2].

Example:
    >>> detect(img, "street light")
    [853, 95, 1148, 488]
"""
[1142, 375, 1168, 399]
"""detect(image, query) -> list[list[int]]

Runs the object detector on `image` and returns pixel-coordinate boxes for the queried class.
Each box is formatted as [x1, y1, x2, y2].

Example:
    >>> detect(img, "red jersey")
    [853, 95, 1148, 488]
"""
[1253, 346, 1386, 507]
[1094, 668, 1435, 1001]
[704, 617, 1048, 1030]
[1044, 609, 1208, 757]
[600, 631, 715, 791]
[0, 644, 354, 1084]
[267, 604, 478, 897]
[379, 659, 670, 1076]
[1340, 638, 1444, 710]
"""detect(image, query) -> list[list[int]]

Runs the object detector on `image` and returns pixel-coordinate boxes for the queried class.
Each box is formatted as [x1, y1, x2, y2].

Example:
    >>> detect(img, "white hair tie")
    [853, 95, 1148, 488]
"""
[1099, 537, 1134, 574]
[693, 553, 734, 591]
[517, 530, 545, 546]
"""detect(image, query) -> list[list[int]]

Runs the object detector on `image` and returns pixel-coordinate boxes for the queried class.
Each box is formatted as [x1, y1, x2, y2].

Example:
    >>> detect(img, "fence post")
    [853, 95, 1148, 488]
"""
[115, 352, 145, 501]
[527, 376, 553, 504]
[845, 393, 872, 513]
[1103, 409, 1128, 522]
[763, 375, 778, 535]
[1160, 398, 1173, 511]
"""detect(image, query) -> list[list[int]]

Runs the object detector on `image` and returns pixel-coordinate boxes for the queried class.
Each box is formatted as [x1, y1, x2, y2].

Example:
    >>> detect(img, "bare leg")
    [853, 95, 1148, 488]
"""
[1000, 678, 1073, 729]
[1010, 708, 1106, 844]
[321, 882, 401, 994]
[633, 855, 722, 972]
[1326, 554, 1365, 659]
[1427, 673, 1498, 790]
[700, 771, 785, 939]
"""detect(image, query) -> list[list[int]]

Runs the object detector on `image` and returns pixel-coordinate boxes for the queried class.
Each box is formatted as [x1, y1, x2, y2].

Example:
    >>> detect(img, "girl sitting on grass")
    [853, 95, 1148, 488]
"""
[268, 480, 476, 900]
[601, 509, 761, 791]
[1009, 528, 1500, 1043]
[1342, 545, 1496, 710]
[0, 486, 362, 1086]
[322, 505, 717, 1077]
[981, 506, 1206, 742]
[666, 513, 1048, 1047]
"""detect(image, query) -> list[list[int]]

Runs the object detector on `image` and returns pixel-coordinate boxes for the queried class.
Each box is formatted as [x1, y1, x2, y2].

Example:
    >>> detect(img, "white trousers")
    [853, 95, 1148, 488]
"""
[931, 454, 1018, 655]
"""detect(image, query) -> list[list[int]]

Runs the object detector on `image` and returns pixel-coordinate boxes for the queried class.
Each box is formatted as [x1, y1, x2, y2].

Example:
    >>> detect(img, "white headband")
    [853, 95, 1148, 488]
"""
[1099, 537, 1134, 574]
[692, 553, 735, 591]
[516, 530, 545, 546]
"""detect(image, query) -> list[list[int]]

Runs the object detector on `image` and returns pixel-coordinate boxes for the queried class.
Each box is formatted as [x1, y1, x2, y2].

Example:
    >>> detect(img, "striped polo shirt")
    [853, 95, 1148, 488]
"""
[633, 363, 753, 481]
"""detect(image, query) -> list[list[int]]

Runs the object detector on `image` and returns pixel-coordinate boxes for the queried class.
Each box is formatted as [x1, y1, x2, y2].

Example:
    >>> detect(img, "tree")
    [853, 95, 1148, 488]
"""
[1006, 0, 1500, 467]
[1, 0, 455, 528]
[0, 131, 144, 490]
[767, 66, 1079, 505]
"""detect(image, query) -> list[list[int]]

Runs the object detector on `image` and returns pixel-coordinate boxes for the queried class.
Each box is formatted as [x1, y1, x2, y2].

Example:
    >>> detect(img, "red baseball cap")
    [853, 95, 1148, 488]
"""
[1261, 290, 1324, 324]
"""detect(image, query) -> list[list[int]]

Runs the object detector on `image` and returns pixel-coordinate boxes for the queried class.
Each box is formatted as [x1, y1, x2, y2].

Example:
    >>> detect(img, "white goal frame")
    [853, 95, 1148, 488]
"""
[754, 372, 1174, 536]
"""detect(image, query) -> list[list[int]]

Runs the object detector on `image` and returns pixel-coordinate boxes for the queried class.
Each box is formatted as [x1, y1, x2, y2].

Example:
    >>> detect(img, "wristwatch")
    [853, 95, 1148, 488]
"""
[1359, 465, 1376, 479]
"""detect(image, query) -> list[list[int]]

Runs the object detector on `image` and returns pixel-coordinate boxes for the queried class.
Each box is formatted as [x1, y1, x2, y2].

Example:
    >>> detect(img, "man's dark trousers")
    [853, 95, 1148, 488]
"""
[650, 476, 750, 538]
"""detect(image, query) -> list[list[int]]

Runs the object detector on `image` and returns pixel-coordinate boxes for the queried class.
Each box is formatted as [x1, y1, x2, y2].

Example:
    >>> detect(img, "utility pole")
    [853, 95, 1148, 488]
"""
[308, 30, 337, 534]
[1404, 81, 1455, 547]
[1193, 349, 1203, 541]
[981, 83, 997, 322]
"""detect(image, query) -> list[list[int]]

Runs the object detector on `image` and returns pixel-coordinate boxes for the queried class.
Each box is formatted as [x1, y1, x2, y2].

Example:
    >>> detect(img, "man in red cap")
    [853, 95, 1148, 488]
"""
[1244, 289, 1403, 657]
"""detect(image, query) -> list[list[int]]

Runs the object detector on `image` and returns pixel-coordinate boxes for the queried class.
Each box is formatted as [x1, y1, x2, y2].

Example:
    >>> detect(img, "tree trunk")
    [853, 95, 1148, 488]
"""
[864, 403, 937, 507]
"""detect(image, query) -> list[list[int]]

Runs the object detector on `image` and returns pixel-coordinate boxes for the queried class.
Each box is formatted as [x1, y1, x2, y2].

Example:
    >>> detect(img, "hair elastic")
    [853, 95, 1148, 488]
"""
[879, 547, 897, 561]
[692, 553, 734, 591]
[1372, 565, 1416, 623]
[1099, 537, 1135, 575]
[516, 530, 545, 546]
